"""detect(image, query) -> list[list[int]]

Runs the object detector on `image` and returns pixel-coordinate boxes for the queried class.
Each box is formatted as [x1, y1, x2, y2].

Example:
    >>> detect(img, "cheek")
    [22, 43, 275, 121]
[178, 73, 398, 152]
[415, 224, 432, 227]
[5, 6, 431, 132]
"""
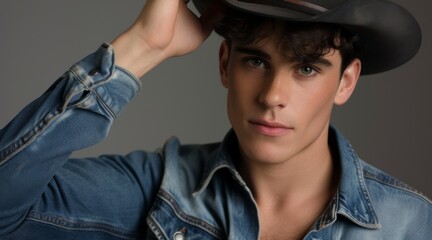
[295, 81, 340, 124]
[225, 79, 260, 129]
[226, 69, 258, 109]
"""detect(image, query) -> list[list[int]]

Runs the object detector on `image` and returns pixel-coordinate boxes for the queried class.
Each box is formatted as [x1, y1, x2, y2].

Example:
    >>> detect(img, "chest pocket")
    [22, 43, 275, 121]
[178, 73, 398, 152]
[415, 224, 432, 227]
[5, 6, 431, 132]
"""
[146, 190, 226, 240]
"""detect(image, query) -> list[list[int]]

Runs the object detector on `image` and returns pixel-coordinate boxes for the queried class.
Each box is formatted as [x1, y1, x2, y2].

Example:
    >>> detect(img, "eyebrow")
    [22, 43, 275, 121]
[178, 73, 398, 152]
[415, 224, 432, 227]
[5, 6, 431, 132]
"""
[233, 46, 333, 67]
[292, 57, 333, 67]
[233, 46, 272, 60]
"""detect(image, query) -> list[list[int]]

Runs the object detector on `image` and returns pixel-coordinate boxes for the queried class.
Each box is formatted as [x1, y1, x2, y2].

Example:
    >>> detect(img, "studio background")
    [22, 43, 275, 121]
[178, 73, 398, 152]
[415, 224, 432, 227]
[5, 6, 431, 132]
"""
[1, 0, 431, 197]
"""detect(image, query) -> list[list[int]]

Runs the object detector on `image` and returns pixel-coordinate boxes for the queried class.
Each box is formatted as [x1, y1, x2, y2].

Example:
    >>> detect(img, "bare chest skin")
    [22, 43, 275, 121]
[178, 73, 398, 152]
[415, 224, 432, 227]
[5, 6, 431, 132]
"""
[253, 173, 337, 239]
[257, 190, 334, 240]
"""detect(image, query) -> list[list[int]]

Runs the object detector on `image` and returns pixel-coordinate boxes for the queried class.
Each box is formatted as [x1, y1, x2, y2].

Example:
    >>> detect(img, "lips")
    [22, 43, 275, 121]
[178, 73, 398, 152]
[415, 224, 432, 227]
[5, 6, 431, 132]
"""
[248, 119, 293, 137]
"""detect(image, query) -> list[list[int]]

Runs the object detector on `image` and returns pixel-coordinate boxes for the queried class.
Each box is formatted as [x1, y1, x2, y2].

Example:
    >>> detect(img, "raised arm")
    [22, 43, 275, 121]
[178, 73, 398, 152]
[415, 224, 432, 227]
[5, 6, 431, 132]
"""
[0, 0, 223, 236]
[112, 0, 223, 78]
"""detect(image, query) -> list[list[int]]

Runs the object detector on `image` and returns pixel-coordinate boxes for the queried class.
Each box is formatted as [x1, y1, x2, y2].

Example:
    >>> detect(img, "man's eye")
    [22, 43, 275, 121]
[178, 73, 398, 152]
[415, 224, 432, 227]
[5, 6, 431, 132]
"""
[245, 58, 266, 68]
[299, 66, 315, 75]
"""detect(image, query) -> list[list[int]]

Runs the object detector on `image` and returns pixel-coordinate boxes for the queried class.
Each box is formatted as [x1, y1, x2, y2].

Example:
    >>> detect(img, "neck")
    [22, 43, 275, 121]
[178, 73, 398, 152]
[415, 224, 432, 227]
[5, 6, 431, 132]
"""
[239, 128, 339, 208]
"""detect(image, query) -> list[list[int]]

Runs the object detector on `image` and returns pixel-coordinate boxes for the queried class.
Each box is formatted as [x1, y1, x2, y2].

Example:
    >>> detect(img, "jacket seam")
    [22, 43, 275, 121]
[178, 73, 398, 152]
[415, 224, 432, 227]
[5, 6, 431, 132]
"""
[346, 144, 379, 225]
[146, 214, 169, 240]
[363, 170, 432, 205]
[0, 107, 62, 166]
[158, 189, 225, 239]
[71, 69, 117, 119]
[26, 211, 138, 239]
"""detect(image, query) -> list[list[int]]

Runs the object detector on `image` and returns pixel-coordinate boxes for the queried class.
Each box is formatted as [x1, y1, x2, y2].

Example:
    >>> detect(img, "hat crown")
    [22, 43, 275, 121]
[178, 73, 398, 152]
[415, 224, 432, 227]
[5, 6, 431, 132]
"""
[236, 0, 347, 15]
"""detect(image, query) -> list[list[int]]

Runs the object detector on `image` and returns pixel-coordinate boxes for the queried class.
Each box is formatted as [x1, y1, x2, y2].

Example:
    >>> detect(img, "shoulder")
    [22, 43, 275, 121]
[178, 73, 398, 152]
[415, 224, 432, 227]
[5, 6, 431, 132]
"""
[161, 137, 221, 166]
[360, 159, 431, 205]
[160, 137, 224, 188]
[358, 160, 432, 237]
[359, 160, 432, 234]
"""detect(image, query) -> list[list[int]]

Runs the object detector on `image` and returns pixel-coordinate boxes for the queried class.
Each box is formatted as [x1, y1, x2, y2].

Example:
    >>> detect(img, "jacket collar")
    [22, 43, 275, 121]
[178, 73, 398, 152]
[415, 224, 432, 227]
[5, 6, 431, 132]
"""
[194, 127, 380, 229]
[193, 130, 240, 196]
[315, 126, 380, 230]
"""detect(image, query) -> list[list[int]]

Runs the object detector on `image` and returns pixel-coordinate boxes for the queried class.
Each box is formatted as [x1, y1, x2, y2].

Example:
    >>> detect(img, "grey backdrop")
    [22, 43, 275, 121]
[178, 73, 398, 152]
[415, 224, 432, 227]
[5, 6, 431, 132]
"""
[1, 0, 431, 197]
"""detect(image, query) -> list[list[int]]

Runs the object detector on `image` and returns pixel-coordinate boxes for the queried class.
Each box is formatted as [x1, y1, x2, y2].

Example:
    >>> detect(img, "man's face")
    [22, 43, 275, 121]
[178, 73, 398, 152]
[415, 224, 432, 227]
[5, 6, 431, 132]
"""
[218, 32, 360, 165]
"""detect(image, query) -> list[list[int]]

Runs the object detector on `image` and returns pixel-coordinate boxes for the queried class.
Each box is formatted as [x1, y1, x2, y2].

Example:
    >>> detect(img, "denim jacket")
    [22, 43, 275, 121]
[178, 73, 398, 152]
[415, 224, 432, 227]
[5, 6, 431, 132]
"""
[1, 44, 431, 240]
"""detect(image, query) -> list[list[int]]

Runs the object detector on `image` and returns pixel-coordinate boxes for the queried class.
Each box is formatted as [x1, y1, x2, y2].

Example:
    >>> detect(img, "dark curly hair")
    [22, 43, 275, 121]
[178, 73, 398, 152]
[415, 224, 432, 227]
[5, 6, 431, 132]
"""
[214, 7, 363, 75]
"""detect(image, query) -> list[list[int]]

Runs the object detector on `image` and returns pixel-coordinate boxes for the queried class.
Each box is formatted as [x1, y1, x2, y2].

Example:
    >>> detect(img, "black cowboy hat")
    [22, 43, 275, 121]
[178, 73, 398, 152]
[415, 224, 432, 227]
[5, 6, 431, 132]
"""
[193, 0, 422, 75]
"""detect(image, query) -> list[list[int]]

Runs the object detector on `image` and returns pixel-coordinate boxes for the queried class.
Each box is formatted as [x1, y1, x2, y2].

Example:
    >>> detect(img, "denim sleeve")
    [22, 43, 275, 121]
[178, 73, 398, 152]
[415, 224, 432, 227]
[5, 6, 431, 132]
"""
[0, 43, 159, 235]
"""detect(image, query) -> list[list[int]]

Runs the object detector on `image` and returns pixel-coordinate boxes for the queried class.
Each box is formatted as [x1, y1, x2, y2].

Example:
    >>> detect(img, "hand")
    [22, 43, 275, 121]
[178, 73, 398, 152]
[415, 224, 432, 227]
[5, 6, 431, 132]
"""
[134, 0, 218, 57]
[112, 0, 224, 78]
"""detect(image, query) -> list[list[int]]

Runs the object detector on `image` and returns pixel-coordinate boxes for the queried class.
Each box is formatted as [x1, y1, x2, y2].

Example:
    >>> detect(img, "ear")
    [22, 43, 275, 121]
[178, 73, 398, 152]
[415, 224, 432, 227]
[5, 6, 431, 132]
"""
[334, 58, 361, 105]
[219, 40, 230, 88]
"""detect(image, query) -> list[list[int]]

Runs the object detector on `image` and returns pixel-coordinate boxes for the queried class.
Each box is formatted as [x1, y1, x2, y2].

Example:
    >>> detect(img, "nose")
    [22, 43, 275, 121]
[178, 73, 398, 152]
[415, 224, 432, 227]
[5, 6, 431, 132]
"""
[258, 71, 290, 109]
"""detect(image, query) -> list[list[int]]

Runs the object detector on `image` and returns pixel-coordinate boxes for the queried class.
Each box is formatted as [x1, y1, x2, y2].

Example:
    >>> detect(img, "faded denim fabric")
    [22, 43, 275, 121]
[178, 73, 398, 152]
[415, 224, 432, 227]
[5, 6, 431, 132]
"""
[0, 44, 431, 240]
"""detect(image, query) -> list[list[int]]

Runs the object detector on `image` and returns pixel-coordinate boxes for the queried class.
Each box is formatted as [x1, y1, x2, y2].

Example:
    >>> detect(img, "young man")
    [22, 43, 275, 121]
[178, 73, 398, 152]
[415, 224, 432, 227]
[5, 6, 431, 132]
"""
[0, 0, 430, 239]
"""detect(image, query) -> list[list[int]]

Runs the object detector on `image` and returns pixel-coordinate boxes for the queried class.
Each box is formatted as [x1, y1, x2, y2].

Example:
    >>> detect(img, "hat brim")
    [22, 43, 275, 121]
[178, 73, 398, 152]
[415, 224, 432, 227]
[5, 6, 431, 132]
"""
[193, 0, 421, 75]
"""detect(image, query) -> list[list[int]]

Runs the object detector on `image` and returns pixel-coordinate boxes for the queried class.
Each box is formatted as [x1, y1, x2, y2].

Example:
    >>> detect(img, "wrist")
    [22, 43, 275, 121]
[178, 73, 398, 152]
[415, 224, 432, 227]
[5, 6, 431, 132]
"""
[111, 29, 168, 79]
